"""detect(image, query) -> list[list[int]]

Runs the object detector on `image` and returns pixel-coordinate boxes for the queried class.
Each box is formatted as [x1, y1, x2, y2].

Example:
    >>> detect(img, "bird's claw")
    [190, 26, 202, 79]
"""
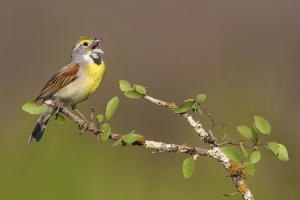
[78, 119, 88, 135]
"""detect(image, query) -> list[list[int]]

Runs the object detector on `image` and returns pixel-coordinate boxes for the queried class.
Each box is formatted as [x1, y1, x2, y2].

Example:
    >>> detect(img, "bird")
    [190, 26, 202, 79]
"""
[28, 36, 106, 143]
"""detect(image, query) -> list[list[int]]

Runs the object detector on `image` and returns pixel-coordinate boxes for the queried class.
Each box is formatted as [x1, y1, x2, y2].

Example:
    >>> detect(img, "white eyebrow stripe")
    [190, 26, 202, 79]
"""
[73, 40, 92, 51]
[73, 43, 81, 51]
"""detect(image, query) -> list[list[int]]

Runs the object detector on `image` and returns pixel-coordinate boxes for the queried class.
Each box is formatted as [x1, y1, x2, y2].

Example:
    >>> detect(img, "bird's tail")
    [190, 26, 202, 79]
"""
[28, 106, 55, 143]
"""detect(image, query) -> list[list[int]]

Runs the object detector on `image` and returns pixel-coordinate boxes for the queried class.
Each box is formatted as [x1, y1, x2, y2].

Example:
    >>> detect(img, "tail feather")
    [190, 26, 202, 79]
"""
[28, 107, 55, 143]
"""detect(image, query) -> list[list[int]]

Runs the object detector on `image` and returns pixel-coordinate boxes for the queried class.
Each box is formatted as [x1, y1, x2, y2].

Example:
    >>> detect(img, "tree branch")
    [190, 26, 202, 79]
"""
[48, 93, 254, 200]
[143, 95, 253, 200]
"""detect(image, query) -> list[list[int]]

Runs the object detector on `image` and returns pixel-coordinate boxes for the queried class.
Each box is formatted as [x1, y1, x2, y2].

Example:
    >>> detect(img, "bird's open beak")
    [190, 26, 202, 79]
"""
[91, 38, 104, 54]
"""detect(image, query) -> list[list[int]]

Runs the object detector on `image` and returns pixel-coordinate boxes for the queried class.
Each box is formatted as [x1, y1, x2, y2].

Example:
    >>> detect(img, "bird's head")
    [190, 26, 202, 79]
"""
[71, 36, 104, 64]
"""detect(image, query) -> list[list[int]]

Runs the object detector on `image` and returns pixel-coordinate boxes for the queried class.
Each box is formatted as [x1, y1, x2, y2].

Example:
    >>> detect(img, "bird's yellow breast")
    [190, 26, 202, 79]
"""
[54, 60, 106, 106]
[85, 61, 106, 98]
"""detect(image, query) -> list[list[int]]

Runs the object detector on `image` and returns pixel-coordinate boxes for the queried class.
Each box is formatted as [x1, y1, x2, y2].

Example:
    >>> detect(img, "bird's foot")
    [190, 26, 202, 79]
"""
[49, 96, 62, 114]
[78, 118, 89, 134]
[73, 107, 86, 120]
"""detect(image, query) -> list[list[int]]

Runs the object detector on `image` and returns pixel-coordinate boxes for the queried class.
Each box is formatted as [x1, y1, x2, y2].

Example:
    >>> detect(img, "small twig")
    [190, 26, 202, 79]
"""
[80, 125, 88, 135]
[222, 122, 232, 141]
[218, 141, 233, 146]
[198, 102, 215, 130]
[91, 106, 95, 122]
[257, 134, 271, 145]
[218, 134, 272, 148]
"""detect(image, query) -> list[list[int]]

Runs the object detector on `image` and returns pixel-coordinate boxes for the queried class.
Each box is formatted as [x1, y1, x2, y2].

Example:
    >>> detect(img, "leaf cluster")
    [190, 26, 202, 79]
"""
[221, 116, 289, 177]
[119, 80, 146, 99]
[174, 94, 206, 114]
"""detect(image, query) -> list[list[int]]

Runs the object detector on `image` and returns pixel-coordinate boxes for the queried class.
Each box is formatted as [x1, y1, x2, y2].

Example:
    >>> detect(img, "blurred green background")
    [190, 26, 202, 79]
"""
[0, 1, 299, 199]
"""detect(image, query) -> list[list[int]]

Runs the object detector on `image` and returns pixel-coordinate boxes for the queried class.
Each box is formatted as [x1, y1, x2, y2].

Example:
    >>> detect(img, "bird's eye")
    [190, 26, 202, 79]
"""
[83, 42, 88, 46]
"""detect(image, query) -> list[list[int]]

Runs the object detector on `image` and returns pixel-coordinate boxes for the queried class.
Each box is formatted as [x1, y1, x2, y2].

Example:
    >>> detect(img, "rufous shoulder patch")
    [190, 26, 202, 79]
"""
[60, 64, 80, 77]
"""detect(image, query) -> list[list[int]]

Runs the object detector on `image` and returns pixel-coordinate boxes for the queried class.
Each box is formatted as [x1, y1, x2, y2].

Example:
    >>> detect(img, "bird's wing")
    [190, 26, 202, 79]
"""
[34, 63, 80, 101]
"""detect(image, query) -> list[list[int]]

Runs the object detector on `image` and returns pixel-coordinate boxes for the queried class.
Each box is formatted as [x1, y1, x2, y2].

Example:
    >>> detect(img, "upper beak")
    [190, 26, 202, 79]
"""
[93, 38, 103, 43]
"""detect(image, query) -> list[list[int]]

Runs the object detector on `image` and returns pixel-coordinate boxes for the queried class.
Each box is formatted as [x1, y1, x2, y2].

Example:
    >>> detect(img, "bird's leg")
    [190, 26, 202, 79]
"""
[46, 96, 62, 121]
[91, 106, 95, 123]
[71, 105, 86, 119]
[91, 106, 100, 140]
[71, 105, 88, 130]
[53, 97, 61, 117]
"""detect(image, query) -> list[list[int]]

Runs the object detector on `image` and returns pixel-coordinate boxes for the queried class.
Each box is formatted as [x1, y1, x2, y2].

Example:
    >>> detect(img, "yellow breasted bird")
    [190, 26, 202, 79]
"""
[28, 36, 106, 143]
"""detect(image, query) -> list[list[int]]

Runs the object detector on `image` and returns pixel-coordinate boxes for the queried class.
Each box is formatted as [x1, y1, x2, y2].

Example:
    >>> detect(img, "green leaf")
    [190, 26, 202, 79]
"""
[250, 150, 261, 164]
[101, 123, 111, 141]
[191, 102, 199, 113]
[237, 126, 252, 139]
[55, 113, 65, 124]
[198, 108, 202, 115]
[254, 116, 271, 134]
[197, 94, 206, 102]
[123, 133, 140, 144]
[251, 124, 258, 142]
[135, 85, 146, 95]
[252, 122, 257, 132]
[174, 101, 194, 114]
[224, 192, 237, 196]
[277, 144, 289, 161]
[183, 157, 195, 178]
[124, 91, 143, 99]
[220, 147, 241, 162]
[119, 80, 131, 92]
[22, 101, 47, 115]
[106, 96, 119, 120]
[132, 84, 137, 90]
[184, 99, 194, 102]
[266, 142, 279, 155]
[222, 126, 227, 140]
[244, 162, 255, 176]
[239, 143, 248, 158]
[97, 114, 104, 122]
[112, 139, 122, 147]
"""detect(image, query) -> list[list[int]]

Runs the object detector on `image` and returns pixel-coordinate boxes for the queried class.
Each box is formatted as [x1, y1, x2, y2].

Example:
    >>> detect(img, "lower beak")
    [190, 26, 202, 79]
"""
[92, 48, 104, 54]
